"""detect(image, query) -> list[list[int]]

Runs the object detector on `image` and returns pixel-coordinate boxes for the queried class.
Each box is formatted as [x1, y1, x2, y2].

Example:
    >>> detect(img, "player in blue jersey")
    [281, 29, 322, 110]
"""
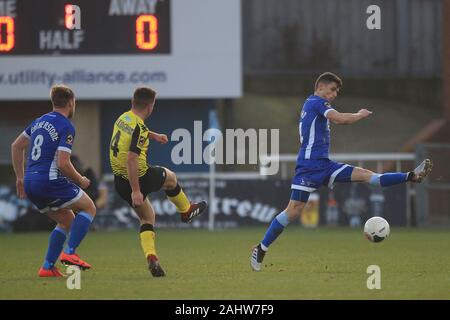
[11, 85, 97, 277]
[250, 72, 433, 271]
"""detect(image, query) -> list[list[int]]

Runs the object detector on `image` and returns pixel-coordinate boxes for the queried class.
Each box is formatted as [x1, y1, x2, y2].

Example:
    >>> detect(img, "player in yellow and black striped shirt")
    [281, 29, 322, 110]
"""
[109, 87, 207, 277]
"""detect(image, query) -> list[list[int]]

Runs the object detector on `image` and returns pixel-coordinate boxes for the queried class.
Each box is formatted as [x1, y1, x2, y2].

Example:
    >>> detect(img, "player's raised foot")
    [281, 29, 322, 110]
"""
[250, 244, 266, 272]
[180, 201, 207, 223]
[409, 159, 433, 183]
[60, 252, 91, 270]
[147, 254, 166, 277]
[38, 266, 64, 277]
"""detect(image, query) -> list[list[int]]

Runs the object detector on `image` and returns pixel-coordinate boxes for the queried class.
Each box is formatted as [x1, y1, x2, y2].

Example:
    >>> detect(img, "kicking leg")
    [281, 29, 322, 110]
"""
[351, 159, 433, 186]
[162, 168, 207, 223]
[133, 199, 165, 277]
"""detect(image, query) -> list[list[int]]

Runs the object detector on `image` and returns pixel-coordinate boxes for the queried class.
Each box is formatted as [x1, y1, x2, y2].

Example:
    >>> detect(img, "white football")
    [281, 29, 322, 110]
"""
[364, 217, 390, 243]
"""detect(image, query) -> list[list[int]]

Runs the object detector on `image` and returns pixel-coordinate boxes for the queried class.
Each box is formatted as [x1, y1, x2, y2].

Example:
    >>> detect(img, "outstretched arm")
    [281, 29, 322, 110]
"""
[326, 109, 372, 125]
[149, 131, 168, 144]
[11, 134, 30, 199]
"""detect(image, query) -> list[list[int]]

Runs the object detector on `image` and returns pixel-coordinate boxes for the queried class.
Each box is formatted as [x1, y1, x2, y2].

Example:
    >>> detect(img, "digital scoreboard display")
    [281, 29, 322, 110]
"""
[0, 0, 171, 55]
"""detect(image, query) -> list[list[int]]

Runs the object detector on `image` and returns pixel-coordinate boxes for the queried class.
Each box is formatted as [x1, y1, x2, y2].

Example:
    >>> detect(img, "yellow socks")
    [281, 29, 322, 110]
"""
[166, 184, 190, 213]
[139, 224, 156, 258]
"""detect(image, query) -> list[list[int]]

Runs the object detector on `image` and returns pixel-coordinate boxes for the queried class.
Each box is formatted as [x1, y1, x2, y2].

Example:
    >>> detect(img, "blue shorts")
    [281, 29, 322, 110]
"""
[24, 178, 83, 213]
[290, 159, 354, 201]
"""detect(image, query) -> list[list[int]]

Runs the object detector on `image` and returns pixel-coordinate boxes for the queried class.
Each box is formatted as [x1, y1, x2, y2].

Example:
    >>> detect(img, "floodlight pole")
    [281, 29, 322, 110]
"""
[208, 157, 216, 231]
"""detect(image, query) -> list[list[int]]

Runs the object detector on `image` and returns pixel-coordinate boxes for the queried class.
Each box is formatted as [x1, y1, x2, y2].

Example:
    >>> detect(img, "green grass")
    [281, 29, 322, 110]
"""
[1, 227, 449, 300]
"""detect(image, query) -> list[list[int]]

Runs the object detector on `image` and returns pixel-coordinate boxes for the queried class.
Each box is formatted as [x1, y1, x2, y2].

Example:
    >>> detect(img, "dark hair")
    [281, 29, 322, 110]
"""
[132, 87, 156, 110]
[50, 84, 75, 108]
[314, 72, 343, 91]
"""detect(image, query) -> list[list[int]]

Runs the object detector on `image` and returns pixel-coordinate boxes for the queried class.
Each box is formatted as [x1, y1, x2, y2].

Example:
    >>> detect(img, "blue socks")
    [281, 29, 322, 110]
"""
[370, 173, 408, 187]
[64, 211, 94, 255]
[261, 211, 290, 251]
[43, 227, 67, 270]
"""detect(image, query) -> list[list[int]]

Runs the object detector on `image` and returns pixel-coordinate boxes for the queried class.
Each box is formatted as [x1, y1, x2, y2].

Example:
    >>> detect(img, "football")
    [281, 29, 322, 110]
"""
[364, 217, 390, 243]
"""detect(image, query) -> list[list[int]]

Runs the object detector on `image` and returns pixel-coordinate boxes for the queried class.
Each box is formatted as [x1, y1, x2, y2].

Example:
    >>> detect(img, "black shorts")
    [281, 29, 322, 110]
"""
[114, 166, 167, 207]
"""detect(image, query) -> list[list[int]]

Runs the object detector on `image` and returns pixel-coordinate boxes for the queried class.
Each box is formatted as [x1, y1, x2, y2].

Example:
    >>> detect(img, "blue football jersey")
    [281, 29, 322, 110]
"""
[23, 111, 75, 181]
[297, 95, 335, 161]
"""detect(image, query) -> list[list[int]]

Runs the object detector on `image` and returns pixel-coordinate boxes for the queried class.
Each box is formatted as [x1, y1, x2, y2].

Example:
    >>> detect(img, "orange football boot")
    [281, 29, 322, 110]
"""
[38, 266, 64, 277]
[60, 252, 92, 270]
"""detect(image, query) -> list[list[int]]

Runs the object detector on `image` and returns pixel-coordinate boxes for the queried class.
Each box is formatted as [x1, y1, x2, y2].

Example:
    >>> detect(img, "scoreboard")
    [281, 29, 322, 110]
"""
[0, 0, 241, 100]
[0, 0, 170, 55]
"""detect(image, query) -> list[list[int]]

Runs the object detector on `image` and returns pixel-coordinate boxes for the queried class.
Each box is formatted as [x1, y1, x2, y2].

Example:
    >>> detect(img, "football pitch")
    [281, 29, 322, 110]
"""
[1, 227, 449, 300]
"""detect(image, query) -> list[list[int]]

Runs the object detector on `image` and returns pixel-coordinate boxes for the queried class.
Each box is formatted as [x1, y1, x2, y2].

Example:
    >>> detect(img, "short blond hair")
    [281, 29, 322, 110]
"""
[50, 84, 74, 108]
